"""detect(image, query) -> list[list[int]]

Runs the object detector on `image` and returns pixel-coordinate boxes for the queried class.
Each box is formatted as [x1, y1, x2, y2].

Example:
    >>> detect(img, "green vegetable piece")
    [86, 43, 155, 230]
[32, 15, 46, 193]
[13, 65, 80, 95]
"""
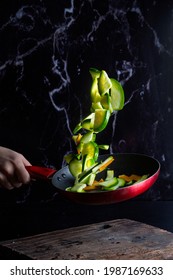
[87, 173, 96, 186]
[105, 170, 114, 180]
[90, 78, 101, 103]
[78, 161, 98, 179]
[92, 156, 114, 173]
[82, 154, 88, 172]
[81, 113, 95, 131]
[70, 183, 87, 192]
[98, 144, 109, 150]
[82, 154, 96, 172]
[102, 178, 126, 191]
[69, 68, 126, 193]
[73, 123, 82, 134]
[134, 174, 149, 184]
[110, 78, 125, 110]
[79, 171, 94, 184]
[89, 67, 101, 80]
[69, 158, 82, 178]
[98, 177, 118, 188]
[126, 180, 134, 186]
[82, 119, 93, 131]
[116, 178, 126, 187]
[80, 131, 95, 143]
[100, 93, 113, 113]
[93, 109, 111, 133]
[82, 141, 98, 160]
[91, 102, 103, 111]
[98, 70, 112, 96]
[64, 153, 74, 164]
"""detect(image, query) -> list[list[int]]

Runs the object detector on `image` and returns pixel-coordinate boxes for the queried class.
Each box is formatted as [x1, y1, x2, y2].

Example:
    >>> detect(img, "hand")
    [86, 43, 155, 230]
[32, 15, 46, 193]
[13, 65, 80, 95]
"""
[0, 146, 31, 190]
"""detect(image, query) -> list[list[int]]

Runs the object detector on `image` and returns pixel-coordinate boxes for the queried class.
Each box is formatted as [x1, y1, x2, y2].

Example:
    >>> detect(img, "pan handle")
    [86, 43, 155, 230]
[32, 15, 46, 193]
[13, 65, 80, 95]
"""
[26, 166, 57, 180]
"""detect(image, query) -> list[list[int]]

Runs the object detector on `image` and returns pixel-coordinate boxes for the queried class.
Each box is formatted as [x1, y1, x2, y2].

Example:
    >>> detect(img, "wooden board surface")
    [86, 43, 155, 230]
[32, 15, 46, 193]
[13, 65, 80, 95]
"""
[1, 219, 173, 259]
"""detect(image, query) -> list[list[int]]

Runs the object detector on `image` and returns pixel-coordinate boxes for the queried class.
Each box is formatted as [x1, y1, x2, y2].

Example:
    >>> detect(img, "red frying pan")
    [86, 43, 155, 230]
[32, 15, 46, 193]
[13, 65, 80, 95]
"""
[26, 153, 160, 205]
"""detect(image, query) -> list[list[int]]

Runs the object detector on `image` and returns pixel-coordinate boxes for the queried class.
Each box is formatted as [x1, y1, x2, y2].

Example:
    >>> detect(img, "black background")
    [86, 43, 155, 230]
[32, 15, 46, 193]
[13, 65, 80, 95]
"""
[0, 0, 173, 240]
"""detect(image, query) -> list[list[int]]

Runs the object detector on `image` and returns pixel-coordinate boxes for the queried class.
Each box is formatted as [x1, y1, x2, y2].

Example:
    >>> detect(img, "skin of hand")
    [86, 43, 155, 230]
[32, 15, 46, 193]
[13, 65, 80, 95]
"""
[0, 146, 31, 190]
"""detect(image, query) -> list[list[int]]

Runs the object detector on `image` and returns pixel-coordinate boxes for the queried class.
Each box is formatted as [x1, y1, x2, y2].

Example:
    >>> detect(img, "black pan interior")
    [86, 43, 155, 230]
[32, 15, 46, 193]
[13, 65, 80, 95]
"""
[52, 153, 160, 191]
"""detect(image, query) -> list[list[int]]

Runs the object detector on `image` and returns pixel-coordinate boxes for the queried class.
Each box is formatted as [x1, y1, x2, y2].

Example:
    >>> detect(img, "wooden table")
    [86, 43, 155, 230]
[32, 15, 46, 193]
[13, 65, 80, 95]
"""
[1, 218, 173, 259]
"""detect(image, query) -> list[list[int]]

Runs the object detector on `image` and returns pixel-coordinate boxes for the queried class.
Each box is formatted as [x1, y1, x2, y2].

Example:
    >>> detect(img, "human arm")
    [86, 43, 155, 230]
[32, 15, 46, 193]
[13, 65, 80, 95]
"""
[0, 146, 31, 190]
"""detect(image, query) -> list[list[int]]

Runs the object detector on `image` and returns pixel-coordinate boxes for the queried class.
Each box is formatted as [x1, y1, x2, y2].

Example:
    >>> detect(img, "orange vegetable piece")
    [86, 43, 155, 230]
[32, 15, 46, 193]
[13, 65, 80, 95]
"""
[98, 157, 114, 172]
[118, 174, 142, 182]
[84, 179, 104, 191]
[84, 185, 100, 191]
[72, 133, 82, 145]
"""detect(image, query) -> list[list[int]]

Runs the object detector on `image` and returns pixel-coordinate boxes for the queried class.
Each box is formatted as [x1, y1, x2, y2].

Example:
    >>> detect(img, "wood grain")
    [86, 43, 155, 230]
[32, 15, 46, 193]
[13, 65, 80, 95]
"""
[1, 219, 173, 259]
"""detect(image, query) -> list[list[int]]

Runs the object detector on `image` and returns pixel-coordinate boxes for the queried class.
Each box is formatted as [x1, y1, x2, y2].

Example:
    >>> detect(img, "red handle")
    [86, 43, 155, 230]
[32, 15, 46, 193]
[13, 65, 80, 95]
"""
[26, 166, 57, 180]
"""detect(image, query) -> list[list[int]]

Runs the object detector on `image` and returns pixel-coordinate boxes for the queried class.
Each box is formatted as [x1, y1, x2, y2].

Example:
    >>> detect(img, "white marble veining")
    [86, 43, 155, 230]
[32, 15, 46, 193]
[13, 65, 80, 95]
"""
[0, 0, 173, 199]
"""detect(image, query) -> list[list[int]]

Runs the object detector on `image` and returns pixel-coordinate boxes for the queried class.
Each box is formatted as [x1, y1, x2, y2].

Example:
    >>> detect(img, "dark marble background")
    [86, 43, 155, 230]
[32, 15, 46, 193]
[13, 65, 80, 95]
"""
[0, 0, 173, 240]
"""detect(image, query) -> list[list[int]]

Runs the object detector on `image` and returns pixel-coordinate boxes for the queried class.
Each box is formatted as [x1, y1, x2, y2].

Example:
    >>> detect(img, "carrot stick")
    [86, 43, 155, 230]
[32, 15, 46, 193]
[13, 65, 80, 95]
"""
[98, 157, 114, 172]
[118, 174, 142, 182]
